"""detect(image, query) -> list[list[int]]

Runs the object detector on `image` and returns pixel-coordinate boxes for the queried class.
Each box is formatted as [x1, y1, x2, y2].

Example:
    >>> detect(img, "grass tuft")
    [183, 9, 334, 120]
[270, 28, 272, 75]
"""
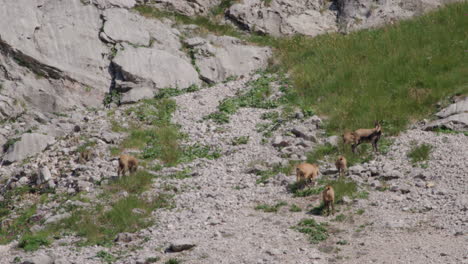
[407, 142, 432, 164]
[292, 219, 328, 244]
[18, 232, 50, 251]
[255, 201, 287, 213]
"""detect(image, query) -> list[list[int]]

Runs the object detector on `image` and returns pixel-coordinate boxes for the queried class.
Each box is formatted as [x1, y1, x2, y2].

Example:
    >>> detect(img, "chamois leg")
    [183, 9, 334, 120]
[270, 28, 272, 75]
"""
[352, 141, 360, 154]
[372, 137, 380, 152]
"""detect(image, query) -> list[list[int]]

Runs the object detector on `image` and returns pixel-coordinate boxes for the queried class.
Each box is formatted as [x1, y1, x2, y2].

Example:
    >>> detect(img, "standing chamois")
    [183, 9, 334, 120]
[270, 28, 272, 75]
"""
[344, 121, 382, 154]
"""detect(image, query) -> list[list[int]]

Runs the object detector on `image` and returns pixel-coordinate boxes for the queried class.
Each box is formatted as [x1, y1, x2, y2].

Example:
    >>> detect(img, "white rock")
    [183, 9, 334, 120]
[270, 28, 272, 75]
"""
[113, 44, 200, 89]
[3, 133, 55, 164]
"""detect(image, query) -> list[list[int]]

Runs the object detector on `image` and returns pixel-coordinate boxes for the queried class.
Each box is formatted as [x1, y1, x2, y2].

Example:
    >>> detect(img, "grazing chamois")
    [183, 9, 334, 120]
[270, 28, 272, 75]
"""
[296, 163, 320, 186]
[118, 154, 138, 177]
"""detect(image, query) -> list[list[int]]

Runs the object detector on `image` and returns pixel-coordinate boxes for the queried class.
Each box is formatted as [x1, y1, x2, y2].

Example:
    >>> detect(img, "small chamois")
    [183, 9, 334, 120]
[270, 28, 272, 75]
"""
[351, 121, 382, 153]
[335, 155, 347, 177]
[118, 154, 138, 177]
[322, 185, 335, 216]
[78, 148, 94, 164]
[296, 163, 320, 186]
[342, 131, 355, 145]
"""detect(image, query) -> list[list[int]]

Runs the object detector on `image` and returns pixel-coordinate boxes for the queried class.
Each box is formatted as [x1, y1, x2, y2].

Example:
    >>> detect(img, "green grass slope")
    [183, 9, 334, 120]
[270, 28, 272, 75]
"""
[273, 2, 467, 135]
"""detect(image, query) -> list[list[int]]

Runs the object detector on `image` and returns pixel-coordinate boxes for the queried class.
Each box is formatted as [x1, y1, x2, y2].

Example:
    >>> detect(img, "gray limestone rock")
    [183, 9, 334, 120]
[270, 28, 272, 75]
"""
[113, 44, 201, 89]
[3, 133, 55, 164]
[194, 35, 271, 83]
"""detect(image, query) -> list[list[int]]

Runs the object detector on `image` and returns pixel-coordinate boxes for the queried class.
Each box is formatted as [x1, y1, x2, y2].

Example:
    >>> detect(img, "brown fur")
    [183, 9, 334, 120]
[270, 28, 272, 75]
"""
[78, 149, 94, 164]
[296, 163, 320, 186]
[118, 154, 138, 177]
[342, 132, 356, 145]
[335, 155, 347, 177]
[350, 121, 382, 153]
[322, 185, 335, 216]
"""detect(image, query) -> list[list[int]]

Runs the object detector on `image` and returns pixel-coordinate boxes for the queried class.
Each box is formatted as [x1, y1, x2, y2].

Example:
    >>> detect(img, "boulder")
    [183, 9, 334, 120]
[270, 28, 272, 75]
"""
[0, 95, 24, 121]
[436, 98, 468, 118]
[115, 232, 134, 243]
[194, 35, 271, 83]
[3, 133, 55, 164]
[0, 0, 110, 92]
[104, 8, 183, 54]
[326, 135, 339, 147]
[167, 239, 196, 252]
[424, 113, 468, 132]
[336, 0, 456, 33]
[112, 44, 201, 90]
[44, 212, 71, 225]
[103, 8, 151, 46]
[227, 0, 337, 37]
[37, 166, 52, 185]
[120, 86, 155, 104]
[272, 136, 289, 148]
[93, 0, 136, 9]
[21, 253, 54, 264]
[153, 0, 221, 16]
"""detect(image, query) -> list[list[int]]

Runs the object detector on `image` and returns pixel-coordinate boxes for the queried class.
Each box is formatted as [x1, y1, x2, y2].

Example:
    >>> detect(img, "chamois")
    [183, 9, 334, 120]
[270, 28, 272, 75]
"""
[335, 155, 347, 177]
[296, 163, 320, 186]
[118, 154, 138, 177]
[322, 185, 335, 216]
[351, 121, 382, 153]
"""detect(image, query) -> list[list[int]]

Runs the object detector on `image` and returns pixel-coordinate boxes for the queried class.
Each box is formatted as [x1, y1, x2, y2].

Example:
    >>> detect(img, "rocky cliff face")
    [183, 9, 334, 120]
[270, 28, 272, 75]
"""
[0, 0, 271, 123]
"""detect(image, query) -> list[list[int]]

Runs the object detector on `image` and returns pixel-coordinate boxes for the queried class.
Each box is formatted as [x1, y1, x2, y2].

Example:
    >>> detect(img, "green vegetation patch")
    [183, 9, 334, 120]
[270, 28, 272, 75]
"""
[255, 164, 294, 184]
[96, 250, 117, 264]
[18, 232, 51, 251]
[292, 218, 328, 244]
[289, 204, 302, 212]
[255, 201, 287, 213]
[231, 136, 250, 145]
[56, 193, 172, 246]
[134, 5, 242, 37]
[205, 73, 291, 124]
[407, 142, 433, 164]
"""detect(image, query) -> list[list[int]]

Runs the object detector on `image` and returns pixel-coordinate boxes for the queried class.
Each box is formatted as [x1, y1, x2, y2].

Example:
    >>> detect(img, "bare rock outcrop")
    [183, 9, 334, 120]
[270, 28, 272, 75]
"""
[227, 0, 338, 37]
[0, 0, 111, 92]
[112, 43, 201, 90]
[189, 35, 271, 83]
[227, 0, 460, 36]
[152, 0, 221, 16]
[424, 97, 468, 131]
[2, 133, 56, 164]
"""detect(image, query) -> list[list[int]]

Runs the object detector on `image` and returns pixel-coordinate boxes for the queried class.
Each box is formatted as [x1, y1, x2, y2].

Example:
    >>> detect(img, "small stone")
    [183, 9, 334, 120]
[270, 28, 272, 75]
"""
[22, 253, 54, 264]
[266, 249, 282, 256]
[115, 232, 134, 243]
[167, 239, 196, 252]
[426, 181, 435, 188]
[18, 177, 29, 186]
[342, 196, 352, 205]
[247, 164, 267, 174]
[44, 212, 71, 225]
[294, 111, 304, 119]
[272, 136, 289, 147]
[38, 166, 52, 185]
[326, 136, 339, 147]
[349, 165, 365, 174]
